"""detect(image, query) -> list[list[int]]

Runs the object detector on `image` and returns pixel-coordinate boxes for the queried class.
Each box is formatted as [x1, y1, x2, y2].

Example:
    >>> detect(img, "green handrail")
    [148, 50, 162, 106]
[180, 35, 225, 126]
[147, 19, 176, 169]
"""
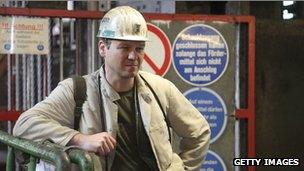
[42, 141, 94, 171]
[0, 130, 71, 171]
[68, 149, 94, 171]
[27, 156, 37, 171]
[0, 130, 94, 171]
[6, 147, 14, 171]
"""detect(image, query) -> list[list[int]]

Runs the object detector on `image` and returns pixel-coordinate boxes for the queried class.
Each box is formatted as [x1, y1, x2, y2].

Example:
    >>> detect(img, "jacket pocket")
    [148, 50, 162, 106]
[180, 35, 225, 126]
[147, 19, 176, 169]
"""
[149, 121, 172, 170]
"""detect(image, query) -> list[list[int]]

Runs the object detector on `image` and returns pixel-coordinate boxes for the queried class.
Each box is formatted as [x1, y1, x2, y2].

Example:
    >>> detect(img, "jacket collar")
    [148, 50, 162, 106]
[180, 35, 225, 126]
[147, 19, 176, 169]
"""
[98, 67, 153, 104]
[136, 72, 153, 103]
[136, 71, 153, 131]
[98, 67, 120, 102]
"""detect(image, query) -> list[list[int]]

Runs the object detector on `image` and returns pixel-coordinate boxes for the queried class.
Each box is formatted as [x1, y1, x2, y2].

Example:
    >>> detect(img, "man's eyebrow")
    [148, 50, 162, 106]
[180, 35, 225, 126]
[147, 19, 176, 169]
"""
[117, 42, 145, 47]
[117, 42, 129, 46]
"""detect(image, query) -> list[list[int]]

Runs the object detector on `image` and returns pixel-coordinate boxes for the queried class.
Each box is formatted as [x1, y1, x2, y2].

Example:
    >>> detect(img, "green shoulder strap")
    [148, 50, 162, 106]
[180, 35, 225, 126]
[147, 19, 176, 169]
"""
[72, 75, 87, 130]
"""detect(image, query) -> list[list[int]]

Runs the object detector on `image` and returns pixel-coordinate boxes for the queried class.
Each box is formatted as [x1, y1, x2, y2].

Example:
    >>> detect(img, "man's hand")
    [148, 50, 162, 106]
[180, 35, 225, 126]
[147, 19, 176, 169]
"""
[69, 132, 116, 156]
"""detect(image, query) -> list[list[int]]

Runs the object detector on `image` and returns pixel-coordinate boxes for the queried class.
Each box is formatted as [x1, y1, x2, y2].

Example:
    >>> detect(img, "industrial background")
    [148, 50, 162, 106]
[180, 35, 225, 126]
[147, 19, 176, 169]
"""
[0, 1, 303, 171]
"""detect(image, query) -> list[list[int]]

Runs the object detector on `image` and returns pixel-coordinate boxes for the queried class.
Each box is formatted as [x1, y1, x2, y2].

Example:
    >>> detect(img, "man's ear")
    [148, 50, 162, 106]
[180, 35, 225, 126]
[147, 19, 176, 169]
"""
[98, 40, 106, 57]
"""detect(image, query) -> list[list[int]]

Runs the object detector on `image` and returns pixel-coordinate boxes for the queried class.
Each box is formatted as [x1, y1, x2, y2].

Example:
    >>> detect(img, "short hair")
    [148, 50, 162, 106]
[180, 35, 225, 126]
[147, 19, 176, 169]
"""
[100, 38, 112, 49]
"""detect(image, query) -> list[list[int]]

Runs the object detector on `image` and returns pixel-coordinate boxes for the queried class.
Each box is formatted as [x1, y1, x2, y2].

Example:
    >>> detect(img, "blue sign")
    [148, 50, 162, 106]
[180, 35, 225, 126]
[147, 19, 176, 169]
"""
[201, 150, 227, 171]
[172, 24, 229, 86]
[184, 87, 227, 143]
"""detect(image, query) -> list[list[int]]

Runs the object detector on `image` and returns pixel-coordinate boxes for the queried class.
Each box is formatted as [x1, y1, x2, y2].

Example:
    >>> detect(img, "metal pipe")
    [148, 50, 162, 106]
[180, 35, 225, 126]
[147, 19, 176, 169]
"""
[22, 54, 26, 110]
[26, 55, 30, 109]
[15, 55, 20, 111]
[47, 51, 51, 95]
[87, 1, 98, 73]
[91, 20, 96, 71]
[7, 54, 12, 134]
[42, 141, 94, 171]
[47, 19, 52, 96]
[27, 155, 37, 171]
[68, 149, 94, 171]
[0, 130, 71, 171]
[60, 18, 64, 81]
[30, 55, 35, 107]
[70, 19, 75, 50]
[43, 56, 47, 99]
[75, 19, 81, 75]
[87, 19, 92, 74]
[234, 22, 241, 171]
[37, 55, 42, 102]
[6, 147, 15, 171]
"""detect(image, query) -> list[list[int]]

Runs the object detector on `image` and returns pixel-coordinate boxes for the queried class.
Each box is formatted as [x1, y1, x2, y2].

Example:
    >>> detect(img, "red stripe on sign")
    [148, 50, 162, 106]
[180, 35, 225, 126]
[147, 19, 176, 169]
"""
[144, 54, 161, 75]
[146, 24, 171, 76]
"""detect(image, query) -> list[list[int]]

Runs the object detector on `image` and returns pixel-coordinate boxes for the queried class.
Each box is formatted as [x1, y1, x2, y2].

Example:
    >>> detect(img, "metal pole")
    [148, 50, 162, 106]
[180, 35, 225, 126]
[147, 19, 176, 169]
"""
[37, 55, 42, 102]
[26, 55, 30, 109]
[15, 55, 20, 111]
[6, 147, 15, 171]
[234, 26, 241, 171]
[43, 55, 47, 99]
[75, 20, 80, 75]
[87, 19, 92, 74]
[47, 19, 52, 95]
[60, 18, 64, 81]
[27, 156, 37, 171]
[234, 3, 241, 171]
[87, 0, 99, 73]
[47, 53, 51, 95]
[92, 20, 96, 72]
[30, 55, 35, 107]
[7, 54, 12, 134]
[22, 54, 26, 110]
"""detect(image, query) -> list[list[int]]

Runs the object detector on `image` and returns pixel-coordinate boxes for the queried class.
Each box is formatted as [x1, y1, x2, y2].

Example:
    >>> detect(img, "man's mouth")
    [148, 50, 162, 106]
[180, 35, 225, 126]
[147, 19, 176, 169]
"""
[125, 64, 138, 67]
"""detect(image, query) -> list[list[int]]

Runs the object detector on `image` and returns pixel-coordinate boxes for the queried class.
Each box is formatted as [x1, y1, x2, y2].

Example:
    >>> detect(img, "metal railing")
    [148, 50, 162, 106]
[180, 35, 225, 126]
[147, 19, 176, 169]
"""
[0, 130, 93, 171]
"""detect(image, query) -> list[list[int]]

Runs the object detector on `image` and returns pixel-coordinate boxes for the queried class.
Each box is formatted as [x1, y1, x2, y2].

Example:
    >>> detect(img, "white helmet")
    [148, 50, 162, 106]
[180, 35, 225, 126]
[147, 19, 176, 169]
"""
[97, 6, 148, 41]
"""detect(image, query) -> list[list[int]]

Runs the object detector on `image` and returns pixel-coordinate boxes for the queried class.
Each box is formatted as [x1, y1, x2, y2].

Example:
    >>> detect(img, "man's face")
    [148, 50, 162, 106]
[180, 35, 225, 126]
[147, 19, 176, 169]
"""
[101, 39, 145, 79]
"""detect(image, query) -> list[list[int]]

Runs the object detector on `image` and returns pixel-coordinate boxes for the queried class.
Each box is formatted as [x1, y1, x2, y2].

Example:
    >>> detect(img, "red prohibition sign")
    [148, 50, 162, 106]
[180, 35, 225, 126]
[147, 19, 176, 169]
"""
[144, 23, 171, 76]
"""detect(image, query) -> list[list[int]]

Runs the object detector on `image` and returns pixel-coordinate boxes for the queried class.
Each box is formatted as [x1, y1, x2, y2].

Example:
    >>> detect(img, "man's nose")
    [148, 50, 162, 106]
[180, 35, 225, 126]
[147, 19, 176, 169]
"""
[128, 50, 137, 60]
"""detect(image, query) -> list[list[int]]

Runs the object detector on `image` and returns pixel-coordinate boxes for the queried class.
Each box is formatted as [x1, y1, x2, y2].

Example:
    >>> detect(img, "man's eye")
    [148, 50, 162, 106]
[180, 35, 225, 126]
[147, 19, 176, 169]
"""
[136, 47, 145, 53]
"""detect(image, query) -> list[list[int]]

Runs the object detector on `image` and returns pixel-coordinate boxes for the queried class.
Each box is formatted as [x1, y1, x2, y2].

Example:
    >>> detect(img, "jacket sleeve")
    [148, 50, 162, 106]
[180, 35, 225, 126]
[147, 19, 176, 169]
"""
[13, 78, 79, 146]
[166, 81, 211, 170]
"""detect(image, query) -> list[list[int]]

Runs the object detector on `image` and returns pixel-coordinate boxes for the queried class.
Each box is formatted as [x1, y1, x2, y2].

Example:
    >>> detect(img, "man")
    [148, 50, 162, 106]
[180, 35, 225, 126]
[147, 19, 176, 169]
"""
[13, 6, 210, 171]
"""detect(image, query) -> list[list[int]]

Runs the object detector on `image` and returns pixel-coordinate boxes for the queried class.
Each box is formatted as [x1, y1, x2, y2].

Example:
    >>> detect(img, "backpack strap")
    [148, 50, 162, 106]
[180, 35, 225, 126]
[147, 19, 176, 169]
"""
[72, 75, 87, 130]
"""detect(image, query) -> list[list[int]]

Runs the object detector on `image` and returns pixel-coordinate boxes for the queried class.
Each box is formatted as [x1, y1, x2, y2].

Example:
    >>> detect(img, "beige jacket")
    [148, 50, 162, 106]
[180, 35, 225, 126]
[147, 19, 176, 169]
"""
[13, 69, 210, 171]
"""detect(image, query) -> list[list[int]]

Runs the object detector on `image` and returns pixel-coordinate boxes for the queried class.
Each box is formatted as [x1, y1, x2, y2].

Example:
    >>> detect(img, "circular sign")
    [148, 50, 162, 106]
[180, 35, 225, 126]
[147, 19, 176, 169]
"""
[142, 23, 171, 76]
[201, 150, 227, 171]
[37, 44, 44, 51]
[184, 87, 227, 143]
[4, 43, 11, 50]
[172, 24, 229, 86]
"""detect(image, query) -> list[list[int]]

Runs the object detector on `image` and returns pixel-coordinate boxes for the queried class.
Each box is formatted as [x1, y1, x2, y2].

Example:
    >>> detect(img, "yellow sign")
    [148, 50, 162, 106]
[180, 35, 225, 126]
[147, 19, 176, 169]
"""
[0, 16, 49, 55]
